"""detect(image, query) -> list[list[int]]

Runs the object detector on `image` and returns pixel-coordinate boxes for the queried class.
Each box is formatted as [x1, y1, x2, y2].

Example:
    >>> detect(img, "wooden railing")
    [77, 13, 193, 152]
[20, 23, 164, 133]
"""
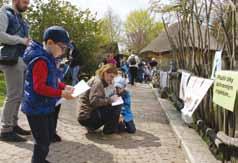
[162, 70, 238, 162]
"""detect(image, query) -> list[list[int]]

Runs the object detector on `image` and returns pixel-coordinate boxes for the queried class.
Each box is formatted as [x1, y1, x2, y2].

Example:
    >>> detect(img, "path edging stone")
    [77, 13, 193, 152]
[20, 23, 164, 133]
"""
[152, 88, 221, 163]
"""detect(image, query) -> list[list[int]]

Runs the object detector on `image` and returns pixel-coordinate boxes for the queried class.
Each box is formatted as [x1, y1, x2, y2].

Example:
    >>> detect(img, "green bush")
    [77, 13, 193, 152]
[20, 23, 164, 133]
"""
[0, 73, 6, 107]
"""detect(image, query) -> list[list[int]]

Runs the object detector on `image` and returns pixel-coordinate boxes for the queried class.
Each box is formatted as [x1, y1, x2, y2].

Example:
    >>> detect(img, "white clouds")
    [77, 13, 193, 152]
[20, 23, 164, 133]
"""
[67, 0, 150, 20]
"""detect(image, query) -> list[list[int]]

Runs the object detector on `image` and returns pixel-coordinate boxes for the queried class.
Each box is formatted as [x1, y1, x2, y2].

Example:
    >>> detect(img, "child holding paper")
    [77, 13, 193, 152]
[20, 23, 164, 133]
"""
[21, 26, 75, 163]
[114, 76, 136, 134]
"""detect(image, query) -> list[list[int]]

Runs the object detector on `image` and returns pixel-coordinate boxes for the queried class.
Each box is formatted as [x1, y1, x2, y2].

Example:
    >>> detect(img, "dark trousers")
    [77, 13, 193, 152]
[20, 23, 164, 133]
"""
[27, 113, 54, 163]
[129, 67, 138, 85]
[118, 120, 136, 133]
[53, 105, 61, 135]
[79, 106, 121, 134]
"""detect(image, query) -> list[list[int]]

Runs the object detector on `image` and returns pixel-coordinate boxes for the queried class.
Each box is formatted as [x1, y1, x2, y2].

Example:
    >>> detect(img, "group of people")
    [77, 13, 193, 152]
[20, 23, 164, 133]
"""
[0, 1, 136, 163]
[78, 64, 136, 136]
[101, 52, 159, 86]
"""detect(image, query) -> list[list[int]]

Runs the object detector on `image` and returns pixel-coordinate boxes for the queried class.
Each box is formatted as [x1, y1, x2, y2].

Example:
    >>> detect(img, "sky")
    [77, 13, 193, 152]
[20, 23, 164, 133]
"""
[68, 0, 152, 21]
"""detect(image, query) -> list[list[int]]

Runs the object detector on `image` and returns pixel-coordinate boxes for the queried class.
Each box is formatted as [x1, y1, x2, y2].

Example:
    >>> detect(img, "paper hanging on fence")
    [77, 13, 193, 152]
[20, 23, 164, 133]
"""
[211, 50, 222, 79]
[160, 71, 168, 88]
[179, 72, 191, 101]
[213, 71, 238, 112]
[181, 77, 214, 123]
[72, 80, 90, 97]
[112, 96, 124, 106]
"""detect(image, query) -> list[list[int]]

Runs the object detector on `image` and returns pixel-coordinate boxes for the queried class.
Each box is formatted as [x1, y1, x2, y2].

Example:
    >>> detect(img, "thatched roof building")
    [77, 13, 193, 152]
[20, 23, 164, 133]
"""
[140, 23, 221, 54]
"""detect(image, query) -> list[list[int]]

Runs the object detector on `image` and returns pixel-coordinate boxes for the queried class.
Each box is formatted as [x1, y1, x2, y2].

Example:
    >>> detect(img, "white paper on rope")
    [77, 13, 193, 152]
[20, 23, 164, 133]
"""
[160, 71, 168, 88]
[179, 72, 191, 100]
[211, 50, 222, 79]
[181, 76, 214, 123]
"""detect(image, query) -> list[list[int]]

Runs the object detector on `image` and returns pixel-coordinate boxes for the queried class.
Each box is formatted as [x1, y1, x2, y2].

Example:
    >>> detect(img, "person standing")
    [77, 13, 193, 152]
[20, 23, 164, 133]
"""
[149, 58, 158, 69]
[127, 53, 140, 85]
[69, 41, 81, 86]
[22, 26, 75, 163]
[0, 0, 31, 142]
[106, 53, 117, 66]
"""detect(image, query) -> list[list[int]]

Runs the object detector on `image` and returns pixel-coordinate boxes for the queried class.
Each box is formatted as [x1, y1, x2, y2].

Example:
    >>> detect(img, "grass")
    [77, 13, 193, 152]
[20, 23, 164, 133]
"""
[0, 73, 6, 108]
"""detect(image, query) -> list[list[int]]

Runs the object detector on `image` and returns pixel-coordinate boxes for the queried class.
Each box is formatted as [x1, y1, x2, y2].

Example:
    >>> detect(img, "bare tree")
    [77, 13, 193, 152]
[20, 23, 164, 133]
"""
[150, 0, 238, 161]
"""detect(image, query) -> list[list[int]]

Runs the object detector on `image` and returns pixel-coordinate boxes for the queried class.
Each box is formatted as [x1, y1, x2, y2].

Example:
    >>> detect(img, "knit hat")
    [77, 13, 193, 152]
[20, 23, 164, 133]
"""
[43, 26, 72, 48]
[114, 76, 127, 88]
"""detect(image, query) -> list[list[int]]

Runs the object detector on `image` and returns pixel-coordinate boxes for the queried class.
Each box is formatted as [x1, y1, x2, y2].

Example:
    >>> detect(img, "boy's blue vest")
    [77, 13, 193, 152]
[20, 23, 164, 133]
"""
[21, 41, 58, 115]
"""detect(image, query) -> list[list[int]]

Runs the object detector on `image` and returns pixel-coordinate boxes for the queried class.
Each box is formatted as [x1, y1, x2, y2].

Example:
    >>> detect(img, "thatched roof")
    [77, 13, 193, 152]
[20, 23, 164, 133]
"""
[140, 23, 221, 54]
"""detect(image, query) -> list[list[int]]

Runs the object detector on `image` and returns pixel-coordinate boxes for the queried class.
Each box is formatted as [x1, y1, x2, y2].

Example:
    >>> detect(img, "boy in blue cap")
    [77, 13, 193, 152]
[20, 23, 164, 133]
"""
[22, 26, 75, 163]
[114, 76, 136, 133]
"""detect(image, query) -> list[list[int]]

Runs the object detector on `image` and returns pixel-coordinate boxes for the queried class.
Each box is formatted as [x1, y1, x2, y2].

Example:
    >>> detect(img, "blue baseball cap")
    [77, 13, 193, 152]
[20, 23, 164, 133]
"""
[114, 76, 127, 88]
[43, 26, 73, 49]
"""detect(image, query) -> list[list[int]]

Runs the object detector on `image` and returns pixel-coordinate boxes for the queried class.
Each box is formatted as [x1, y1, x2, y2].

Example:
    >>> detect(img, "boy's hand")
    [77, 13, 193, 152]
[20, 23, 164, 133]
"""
[118, 115, 124, 123]
[65, 85, 74, 92]
[61, 90, 74, 100]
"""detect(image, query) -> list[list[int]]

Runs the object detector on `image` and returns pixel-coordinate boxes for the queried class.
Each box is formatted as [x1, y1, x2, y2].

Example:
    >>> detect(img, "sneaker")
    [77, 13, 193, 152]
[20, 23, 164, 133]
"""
[0, 132, 27, 142]
[86, 128, 97, 134]
[100, 133, 122, 140]
[52, 134, 62, 143]
[13, 125, 31, 136]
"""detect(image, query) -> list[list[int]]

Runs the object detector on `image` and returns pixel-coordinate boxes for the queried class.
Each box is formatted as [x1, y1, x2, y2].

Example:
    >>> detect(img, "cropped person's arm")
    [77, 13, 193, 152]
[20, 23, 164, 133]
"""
[0, 9, 26, 45]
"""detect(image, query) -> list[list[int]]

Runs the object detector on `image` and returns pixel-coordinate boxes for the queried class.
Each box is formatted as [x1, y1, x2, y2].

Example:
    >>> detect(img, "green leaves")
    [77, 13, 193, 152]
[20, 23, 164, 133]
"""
[0, 0, 9, 6]
[124, 9, 164, 53]
[26, 0, 103, 74]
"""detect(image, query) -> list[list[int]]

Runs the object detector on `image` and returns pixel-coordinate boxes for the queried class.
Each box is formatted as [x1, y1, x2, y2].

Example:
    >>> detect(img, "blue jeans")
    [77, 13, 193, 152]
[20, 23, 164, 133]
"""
[118, 120, 136, 133]
[70, 66, 80, 86]
[27, 113, 54, 163]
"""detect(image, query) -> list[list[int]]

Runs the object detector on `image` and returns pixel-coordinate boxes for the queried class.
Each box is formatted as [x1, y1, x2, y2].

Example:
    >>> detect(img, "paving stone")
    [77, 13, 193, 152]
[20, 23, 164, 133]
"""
[0, 83, 186, 163]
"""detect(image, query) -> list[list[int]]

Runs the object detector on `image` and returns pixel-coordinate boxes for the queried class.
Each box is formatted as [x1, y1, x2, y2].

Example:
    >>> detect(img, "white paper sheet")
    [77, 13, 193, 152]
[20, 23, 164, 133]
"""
[55, 80, 90, 106]
[112, 96, 124, 106]
[160, 71, 168, 88]
[72, 80, 90, 98]
[181, 77, 214, 123]
[179, 72, 191, 100]
[55, 98, 65, 107]
[211, 50, 222, 79]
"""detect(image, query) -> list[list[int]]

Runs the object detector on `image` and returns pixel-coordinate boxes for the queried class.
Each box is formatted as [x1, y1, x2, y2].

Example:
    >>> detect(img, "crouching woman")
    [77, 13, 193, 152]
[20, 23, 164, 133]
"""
[77, 64, 121, 138]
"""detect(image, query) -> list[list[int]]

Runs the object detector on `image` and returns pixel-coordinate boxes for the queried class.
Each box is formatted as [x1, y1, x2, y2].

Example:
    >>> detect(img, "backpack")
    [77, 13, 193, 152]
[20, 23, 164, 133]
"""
[129, 56, 136, 65]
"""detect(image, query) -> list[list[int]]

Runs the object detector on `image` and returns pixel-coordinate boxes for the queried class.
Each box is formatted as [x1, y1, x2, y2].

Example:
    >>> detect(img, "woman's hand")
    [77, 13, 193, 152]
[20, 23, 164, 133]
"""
[110, 95, 120, 102]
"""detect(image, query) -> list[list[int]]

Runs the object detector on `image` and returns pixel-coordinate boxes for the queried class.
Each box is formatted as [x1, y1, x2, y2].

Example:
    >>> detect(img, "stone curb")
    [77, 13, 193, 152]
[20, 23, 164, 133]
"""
[152, 88, 221, 163]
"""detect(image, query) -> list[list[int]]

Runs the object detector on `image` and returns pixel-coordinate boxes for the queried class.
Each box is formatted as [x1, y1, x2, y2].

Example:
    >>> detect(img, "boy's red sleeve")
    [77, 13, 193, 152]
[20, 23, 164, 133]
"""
[32, 59, 62, 97]
[58, 82, 66, 90]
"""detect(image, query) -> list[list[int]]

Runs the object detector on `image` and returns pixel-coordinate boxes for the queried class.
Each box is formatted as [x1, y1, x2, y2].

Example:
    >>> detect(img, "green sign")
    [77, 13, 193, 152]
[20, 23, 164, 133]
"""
[213, 71, 238, 112]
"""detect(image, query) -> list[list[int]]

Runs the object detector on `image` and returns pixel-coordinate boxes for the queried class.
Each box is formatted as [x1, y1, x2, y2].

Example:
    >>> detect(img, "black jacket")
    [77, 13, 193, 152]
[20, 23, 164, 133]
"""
[70, 42, 82, 67]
